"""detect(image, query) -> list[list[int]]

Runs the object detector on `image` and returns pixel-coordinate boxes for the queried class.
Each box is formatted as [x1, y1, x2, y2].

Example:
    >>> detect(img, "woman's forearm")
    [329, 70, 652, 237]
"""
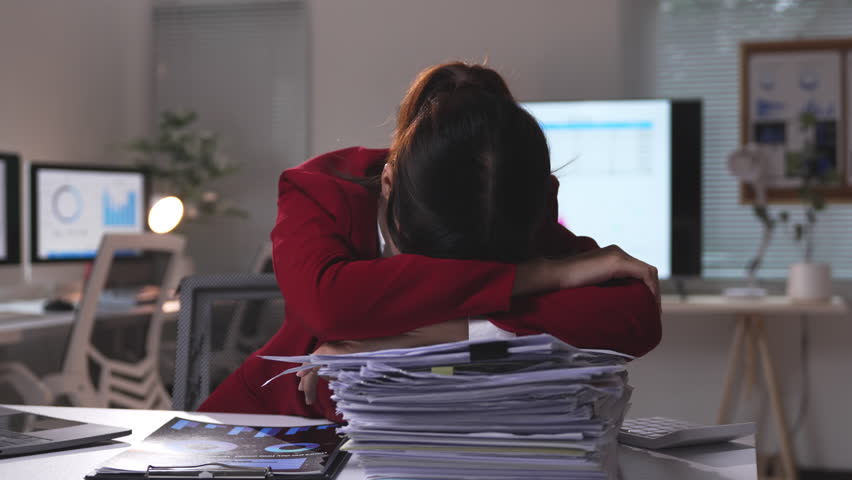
[512, 258, 560, 296]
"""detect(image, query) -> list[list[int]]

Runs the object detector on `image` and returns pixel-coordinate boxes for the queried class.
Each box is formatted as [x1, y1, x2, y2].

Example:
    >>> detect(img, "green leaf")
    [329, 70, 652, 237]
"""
[223, 206, 249, 218]
[806, 209, 816, 223]
[752, 205, 774, 228]
[799, 111, 817, 130]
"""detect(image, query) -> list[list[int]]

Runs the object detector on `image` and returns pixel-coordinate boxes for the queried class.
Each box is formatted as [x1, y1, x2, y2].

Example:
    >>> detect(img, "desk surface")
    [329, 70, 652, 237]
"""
[0, 405, 757, 480]
[0, 299, 180, 345]
[662, 294, 848, 316]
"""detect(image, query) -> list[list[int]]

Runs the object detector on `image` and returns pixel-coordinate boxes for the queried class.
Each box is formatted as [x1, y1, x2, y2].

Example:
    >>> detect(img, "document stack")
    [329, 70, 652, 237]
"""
[263, 334, 633, 480]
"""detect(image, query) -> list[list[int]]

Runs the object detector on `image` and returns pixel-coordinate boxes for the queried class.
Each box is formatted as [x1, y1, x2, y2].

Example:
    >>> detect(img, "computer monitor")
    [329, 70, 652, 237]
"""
[30, 164, 149, 262]
[521, 99, 702, 278]
[0, 152, 21, 264]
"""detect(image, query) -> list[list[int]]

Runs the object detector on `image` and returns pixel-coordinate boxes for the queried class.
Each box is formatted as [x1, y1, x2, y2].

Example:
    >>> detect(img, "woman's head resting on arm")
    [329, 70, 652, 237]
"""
[381, 62, 551, 263]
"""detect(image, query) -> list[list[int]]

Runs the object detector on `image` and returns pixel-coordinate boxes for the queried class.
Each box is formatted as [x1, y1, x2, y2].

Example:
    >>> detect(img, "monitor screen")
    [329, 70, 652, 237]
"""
[31, 165, 148, 262]
[521, 99, 702, 278]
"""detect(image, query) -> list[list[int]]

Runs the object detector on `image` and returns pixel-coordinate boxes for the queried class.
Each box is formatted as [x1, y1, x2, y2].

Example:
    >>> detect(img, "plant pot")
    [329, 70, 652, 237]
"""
[786, 262, 832, 302]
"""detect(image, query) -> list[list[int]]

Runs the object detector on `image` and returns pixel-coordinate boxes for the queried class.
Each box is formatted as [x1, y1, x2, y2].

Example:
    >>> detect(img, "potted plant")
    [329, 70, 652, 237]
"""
[782, 111, 834, 301]
[127, 110, 246, 231]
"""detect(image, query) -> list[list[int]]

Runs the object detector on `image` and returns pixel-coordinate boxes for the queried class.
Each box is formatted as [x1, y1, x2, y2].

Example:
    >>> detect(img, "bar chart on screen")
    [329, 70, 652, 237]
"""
[102, 190, 138, 227]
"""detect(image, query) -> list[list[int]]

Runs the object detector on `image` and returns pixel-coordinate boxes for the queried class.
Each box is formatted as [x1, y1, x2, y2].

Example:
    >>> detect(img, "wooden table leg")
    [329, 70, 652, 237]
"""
[718, 316, 746, 425]
[754, 316, 798, 480]
[745, 316, 758, 400]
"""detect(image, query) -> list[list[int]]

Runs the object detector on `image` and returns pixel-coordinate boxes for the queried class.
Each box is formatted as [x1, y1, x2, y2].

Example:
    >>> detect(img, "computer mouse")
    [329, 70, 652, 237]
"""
[44, 298, 75, 312]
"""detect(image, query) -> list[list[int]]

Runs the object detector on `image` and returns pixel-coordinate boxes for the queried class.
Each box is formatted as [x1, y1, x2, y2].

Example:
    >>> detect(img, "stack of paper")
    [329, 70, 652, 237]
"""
[263, 334, 633, 480]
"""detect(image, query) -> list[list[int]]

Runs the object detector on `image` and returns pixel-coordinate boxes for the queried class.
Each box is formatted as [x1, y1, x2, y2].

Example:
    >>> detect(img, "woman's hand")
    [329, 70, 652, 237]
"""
[297, 319, 469, 405]
[514, 245, 660, 309]
[557, 245, 659, 297]
[296, 341, 355, 406]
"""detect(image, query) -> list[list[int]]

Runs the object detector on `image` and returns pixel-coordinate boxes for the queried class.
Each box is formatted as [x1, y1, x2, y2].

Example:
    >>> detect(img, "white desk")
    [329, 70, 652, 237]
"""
[662, 294, 848, 316]
[0, 299, 180, 345]
[661, 294, 849, 480]
[0, 405, 757, 480]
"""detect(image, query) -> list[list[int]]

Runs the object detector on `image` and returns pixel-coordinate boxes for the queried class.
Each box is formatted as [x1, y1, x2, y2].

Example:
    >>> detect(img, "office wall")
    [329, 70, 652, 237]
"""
[309, 0, 630, 155]
[0, 0, 153, 290]
[182, 0, 634, 274]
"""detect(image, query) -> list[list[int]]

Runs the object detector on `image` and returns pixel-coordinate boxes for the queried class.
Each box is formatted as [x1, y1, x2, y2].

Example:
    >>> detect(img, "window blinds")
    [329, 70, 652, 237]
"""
[655, 0, 852, 278]
[153, 0, 307, 273]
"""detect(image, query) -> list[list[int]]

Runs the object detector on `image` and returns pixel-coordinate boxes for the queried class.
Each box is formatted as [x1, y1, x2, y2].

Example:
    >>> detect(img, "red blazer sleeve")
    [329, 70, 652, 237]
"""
[490, 280, 661, 357]
[271, 169, 516, 342]
[491, 176, 662, 357]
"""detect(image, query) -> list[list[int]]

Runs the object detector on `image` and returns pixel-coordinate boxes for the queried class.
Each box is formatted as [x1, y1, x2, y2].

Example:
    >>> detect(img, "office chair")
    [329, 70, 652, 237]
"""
[172, 272, 281, 411]
[0, 363, 54, 405]
[209, 242, 279, 376]
[0, 233, 185, 408]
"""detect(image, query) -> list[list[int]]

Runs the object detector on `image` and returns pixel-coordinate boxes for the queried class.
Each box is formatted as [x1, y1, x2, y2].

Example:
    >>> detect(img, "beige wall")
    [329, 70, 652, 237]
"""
[0, 0, 153, 288]
[309, 0, 630, 155]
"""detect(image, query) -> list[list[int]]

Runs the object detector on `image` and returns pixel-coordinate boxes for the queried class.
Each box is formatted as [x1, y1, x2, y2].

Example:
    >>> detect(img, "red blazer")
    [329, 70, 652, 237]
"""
[199, 147, 661, 420]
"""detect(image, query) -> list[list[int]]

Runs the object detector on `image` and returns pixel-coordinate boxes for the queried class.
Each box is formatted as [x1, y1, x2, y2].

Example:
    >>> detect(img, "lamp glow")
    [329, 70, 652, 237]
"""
[148, 196, 184, 234]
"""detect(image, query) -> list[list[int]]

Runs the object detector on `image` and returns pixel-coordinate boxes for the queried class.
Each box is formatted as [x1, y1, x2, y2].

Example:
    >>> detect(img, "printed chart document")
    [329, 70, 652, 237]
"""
[85, 417, 349, 480]
[264, 334, 634, 480]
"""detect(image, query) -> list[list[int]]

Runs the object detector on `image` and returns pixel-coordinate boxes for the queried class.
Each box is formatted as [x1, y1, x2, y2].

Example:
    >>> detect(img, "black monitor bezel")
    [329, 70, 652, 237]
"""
[670, 100, 703, 278]
[0, 152, 21, 265]
[30, 163, 151, 263]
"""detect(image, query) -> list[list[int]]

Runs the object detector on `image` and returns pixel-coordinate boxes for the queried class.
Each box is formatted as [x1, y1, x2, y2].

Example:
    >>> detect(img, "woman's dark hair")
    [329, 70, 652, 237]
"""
[385, 71, 551, 263]
[394, 62, 514, 143]
[344, 61, 550, 262]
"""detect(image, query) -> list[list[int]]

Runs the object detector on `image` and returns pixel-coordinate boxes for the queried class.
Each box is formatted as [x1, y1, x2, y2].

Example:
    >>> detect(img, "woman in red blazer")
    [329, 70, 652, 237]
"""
[200, 62, 661, 421]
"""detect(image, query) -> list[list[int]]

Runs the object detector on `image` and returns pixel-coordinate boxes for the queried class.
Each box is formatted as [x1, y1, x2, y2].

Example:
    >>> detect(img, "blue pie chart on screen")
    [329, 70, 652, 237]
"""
[52, 185, 83, 224]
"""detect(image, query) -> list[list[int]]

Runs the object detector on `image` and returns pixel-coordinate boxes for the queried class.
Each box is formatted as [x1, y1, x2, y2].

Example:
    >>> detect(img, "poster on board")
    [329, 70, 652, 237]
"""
[748, 51, 841, 188]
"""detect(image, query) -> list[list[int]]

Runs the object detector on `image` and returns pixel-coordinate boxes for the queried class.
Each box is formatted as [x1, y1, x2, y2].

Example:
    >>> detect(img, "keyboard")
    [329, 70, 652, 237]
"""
[619, 417, 755, 450]
[0, 429, 50, 448]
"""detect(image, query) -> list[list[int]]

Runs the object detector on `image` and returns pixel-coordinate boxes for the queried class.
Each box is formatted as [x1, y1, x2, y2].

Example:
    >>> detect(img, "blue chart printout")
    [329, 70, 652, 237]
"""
[36, 169, 145, 260]
[522, 100, 672, 278]
[86, 417, 349, 479]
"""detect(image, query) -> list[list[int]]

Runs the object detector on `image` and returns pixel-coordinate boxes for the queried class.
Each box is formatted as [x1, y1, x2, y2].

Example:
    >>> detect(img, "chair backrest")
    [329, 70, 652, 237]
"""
[215, 242, 278, 363]
[172, 272, 281, 411]
[249, 241, 274, 274]
[61, 233, 185, 408]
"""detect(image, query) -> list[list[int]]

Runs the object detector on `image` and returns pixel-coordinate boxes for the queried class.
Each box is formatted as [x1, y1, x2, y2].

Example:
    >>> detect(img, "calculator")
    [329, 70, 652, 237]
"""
[618, 417, 755, 450]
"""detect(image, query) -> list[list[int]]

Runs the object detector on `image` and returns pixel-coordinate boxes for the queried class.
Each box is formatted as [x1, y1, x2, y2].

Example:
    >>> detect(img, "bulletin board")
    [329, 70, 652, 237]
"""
[740, 38, 852, 202]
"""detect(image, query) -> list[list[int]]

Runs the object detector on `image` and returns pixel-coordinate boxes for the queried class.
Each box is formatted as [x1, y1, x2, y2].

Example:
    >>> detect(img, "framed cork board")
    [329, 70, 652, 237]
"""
[740, 38, 852, 202]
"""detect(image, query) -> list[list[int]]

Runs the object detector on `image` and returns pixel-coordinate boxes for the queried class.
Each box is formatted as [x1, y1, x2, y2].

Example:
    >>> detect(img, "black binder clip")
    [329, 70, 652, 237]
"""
[146, 463, 273, 479]
[469, 340, 510, 362]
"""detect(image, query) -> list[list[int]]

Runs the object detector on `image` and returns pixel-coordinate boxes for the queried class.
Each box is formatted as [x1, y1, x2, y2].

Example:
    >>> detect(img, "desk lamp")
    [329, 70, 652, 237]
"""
[726, 144, 771, 298]
[148, 196, 184, 234]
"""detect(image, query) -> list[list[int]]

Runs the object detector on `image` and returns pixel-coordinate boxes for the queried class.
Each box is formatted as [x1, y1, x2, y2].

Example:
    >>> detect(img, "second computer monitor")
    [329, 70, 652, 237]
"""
[31, 164, 148, 262]
[0, 152, 21, 264]
[521, 99, 702, 278]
